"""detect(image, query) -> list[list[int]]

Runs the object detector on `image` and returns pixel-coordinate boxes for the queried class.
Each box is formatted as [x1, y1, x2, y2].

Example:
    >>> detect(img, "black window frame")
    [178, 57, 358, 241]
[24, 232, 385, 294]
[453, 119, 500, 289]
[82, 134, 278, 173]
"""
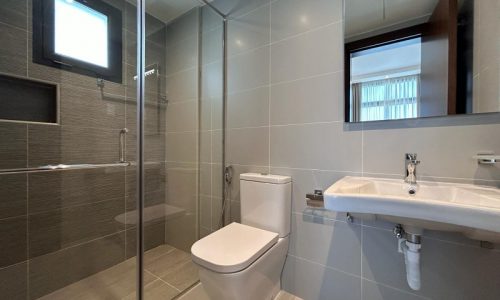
[344, 24, 425, 122]
[32, 0, 123, 83]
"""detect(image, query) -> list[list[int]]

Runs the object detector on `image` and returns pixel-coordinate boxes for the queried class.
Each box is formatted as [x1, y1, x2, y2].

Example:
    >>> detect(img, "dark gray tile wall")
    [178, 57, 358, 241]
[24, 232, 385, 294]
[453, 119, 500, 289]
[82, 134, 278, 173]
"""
[125, 222, 167, 259]
[125, 163, 166, 210]
[0, 123, 27, 169]
[28, 198, 125, 258]
[28, 232, 126, 299]
[0, 173, 27, 219]
[0, 216, 27, 267]
[0, 262, 28, 300]
[0, 0, 28, 30]
[28, 168, 125, 213]
[28, 125, 120, 166]
[0, 22, 28, 76]
[0, 0, 168, 298]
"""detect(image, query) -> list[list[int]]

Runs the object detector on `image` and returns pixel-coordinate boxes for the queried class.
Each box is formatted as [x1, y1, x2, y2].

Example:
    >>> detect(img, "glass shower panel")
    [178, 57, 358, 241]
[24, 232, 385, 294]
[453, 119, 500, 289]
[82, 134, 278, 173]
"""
[0, 0, 223, 298]
[0, 0, 140, 298]
[199, 5, 226, 237]
[140, 0, 224, 298]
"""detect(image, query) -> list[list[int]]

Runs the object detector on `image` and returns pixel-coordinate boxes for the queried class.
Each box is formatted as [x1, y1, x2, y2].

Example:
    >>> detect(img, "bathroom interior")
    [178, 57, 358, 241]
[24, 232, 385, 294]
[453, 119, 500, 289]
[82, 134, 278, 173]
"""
[0, 0, 499, 299]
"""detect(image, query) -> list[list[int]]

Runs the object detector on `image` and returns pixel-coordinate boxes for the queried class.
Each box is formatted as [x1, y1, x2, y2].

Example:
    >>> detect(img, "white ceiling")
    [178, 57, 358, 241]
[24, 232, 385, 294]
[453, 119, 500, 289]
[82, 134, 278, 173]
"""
[351, 41, 421, 82]
[345, 0, 439, 40]
[126, 0, 203, 24]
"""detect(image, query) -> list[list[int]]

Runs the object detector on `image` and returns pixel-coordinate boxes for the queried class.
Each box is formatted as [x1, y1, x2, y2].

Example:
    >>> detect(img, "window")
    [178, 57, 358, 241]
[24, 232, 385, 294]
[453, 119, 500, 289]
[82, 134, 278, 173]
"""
[351, 75, 420, 122]
[33, 0, 122, 83]
[347, 35, 422, 122]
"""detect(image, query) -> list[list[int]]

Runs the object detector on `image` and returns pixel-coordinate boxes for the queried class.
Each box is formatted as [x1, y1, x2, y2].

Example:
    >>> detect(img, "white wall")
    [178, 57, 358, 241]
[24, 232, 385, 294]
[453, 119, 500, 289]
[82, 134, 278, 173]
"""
[224, 0, 500, 299]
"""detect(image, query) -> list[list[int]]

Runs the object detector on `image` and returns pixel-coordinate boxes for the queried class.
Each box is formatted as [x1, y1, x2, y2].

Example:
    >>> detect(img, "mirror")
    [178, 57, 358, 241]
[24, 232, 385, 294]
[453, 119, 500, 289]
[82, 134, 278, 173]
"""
[344, 0, 499, 122]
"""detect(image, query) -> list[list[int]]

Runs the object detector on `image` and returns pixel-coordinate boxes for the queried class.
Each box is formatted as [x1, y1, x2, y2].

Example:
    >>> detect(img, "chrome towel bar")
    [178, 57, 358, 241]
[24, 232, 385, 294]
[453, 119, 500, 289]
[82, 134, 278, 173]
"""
[0, 162, 131, 174]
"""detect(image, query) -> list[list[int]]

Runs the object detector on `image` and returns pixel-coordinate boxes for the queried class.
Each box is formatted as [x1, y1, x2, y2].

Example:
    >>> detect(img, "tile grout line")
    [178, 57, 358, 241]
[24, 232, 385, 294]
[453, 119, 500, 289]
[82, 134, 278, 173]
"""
[0, 260, 28, 272]
[268, 0, 272, 174]
[293, 211, 358, 226]
[209, 67, 214, 231]
[194, 7, 201, 242]
[28, 230, 129, 260]
[361, 122, 364, 178]
[26, 122, 30, 300]
[270, 70, 343, 88]
[0, 19, 27, 32]
[362, 278, 432, 300]
[25, 0, 29, 78]
[156, 276, 183, 293]
[270, 19, 343, 46]
[123, 59, 129, 261]
[226, 70, 343, 98]
[227, 0, 272, 21]
[222, 164, 500, 184]
[145, 246, 177, 265]
[287, 253, 429, 299]
[359, 222, 500, 252]
[360, 217, 363, 300]
[225, 120, 343, 132]
[287, 253, 360, 279]
[143, 269, 182, 293]
[144, 275, 183, 294]
[26, 196, 126, 217]
[226, 19, 342, 61]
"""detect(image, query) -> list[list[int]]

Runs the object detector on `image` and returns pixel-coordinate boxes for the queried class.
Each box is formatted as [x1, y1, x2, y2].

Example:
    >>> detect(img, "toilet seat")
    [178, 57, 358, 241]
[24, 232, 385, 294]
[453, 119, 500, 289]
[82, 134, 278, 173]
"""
[191, 222, 279, 273]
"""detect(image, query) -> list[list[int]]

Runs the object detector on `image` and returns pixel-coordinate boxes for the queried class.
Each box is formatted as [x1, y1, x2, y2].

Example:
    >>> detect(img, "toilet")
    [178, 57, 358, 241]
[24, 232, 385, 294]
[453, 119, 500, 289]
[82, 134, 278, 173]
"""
[191, 173, 292, 300]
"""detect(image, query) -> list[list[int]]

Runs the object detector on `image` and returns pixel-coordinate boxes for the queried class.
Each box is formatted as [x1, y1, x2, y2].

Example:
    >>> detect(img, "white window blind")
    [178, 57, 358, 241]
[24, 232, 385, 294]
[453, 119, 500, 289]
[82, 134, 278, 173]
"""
[351, 75, 420, 122]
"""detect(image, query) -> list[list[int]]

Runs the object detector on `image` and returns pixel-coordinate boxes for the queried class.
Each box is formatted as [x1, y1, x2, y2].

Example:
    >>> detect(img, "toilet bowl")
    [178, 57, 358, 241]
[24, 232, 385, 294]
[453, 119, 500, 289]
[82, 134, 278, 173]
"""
[192, 223, 289, 300]
[191, 173, 292, 300]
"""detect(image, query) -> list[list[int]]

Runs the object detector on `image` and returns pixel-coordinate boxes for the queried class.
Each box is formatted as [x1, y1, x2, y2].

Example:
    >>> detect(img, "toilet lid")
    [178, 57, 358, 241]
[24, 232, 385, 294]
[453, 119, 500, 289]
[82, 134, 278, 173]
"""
[191, 222, 279, 273]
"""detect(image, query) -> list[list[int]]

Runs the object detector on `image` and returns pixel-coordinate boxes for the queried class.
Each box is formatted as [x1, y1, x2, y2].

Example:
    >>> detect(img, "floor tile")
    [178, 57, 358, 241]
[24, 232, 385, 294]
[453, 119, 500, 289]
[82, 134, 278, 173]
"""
[37, 244, 193, 300]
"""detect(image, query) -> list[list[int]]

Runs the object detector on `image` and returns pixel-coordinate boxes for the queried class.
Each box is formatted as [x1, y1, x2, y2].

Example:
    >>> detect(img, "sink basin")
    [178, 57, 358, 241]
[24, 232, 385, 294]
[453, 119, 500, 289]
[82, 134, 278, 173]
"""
[324, 176, 500, 242]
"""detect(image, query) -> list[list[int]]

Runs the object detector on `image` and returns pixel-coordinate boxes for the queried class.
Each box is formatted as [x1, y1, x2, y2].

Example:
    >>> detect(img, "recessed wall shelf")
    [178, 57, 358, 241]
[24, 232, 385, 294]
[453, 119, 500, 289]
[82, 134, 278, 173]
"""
[0, 74, 59, 124]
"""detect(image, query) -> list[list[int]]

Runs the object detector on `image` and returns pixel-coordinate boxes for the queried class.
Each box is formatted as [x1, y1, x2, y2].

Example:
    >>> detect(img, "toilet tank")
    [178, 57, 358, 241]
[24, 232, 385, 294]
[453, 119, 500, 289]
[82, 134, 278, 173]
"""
[240, 173, 292, 237]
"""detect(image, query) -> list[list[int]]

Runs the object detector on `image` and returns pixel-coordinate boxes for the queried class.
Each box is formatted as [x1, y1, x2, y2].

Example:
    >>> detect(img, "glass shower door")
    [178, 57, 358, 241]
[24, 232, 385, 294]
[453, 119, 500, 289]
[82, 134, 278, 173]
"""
[0, 0, 141, 298]
[0, 0, 223, 298]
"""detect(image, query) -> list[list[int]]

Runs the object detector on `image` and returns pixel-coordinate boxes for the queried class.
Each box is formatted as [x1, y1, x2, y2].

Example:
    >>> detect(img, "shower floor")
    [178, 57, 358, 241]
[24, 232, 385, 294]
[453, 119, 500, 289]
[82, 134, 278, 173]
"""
[38, 245, 198, 300]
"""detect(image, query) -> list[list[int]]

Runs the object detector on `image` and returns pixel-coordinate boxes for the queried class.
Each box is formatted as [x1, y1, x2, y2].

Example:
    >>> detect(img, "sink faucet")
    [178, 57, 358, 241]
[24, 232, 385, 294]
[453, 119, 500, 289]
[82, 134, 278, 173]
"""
[404, 153, 420, 185]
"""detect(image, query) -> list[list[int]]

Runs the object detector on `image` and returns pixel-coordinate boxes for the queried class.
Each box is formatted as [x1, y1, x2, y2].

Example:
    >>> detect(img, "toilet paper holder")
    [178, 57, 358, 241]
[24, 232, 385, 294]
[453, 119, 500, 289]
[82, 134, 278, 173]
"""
[306, 190, 324, 208]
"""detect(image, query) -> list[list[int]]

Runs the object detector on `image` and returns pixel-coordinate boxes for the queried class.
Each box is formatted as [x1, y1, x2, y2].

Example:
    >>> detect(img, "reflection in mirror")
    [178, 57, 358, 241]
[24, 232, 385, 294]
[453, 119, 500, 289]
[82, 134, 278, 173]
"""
[350, 37, 421, 122]
[344, 0, 500, 123]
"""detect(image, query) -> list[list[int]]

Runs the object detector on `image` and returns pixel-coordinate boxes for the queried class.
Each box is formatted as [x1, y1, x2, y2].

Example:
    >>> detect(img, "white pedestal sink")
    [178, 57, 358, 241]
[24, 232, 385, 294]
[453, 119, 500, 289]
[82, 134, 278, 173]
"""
[324, 176, 500, 241]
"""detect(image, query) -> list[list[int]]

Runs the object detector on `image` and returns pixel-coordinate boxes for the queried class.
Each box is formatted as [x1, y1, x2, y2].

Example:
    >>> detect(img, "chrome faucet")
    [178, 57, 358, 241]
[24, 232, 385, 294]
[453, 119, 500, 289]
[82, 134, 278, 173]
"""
[404, 153, 420, 185]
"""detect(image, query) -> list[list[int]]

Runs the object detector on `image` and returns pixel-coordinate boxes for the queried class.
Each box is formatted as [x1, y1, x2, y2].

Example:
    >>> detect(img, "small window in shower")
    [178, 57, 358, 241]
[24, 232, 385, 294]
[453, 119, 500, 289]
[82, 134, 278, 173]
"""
[32, 0, 123, 83]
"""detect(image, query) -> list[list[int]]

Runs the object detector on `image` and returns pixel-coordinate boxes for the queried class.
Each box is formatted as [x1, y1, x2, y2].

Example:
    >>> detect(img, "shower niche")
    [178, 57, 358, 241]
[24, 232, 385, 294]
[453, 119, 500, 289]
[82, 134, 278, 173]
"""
[0, 74, 59, 124]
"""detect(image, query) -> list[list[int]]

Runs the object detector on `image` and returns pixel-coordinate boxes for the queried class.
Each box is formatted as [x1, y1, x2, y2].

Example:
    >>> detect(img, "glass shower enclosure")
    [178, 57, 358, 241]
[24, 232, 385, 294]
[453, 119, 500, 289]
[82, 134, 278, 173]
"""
[0, 0, 224, 299]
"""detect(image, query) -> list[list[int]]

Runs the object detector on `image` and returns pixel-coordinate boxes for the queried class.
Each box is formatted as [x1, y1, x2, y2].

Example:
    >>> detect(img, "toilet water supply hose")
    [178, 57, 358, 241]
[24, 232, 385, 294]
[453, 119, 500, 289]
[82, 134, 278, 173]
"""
[218, 166, 233, 229]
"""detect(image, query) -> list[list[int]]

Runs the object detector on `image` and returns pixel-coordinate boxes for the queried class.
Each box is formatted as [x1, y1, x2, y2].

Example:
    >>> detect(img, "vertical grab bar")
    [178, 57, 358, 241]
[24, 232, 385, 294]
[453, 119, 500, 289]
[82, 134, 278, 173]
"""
[119, 128, 129, 163]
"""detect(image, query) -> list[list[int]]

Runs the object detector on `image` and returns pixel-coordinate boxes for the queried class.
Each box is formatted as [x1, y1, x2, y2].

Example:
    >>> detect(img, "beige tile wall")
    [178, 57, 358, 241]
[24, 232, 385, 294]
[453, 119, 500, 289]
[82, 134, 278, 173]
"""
[224, 0, 500, 299]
